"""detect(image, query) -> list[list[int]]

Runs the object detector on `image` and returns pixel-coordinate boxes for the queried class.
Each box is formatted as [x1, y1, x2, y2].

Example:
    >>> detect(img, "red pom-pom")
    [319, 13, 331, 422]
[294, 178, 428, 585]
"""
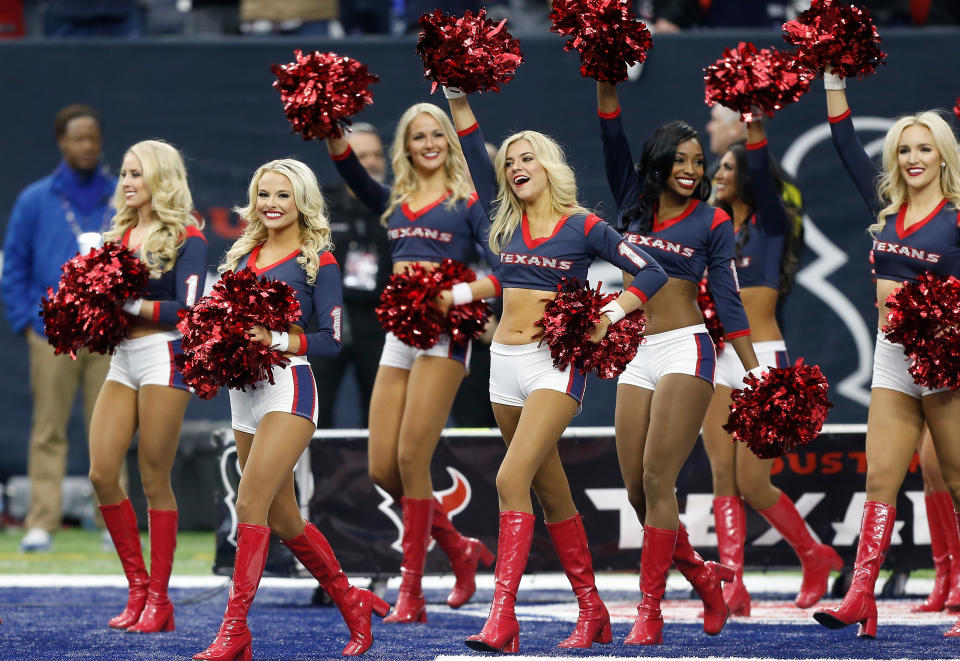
[581, 309, 646, 379]
[724, 358, 833, 459]
[782, 0, 886, 79]
[175, 269, 302, 400]
[416, 9, 523, 94]
[704, 42, 815, 122]
[271, 50, 379, 141]
[697, 276, 726, 353]
[375, 259, 491, 350]
[550, 0, 652, 83]
[882, 272, 960, 390]
[40, 243, 149, 357]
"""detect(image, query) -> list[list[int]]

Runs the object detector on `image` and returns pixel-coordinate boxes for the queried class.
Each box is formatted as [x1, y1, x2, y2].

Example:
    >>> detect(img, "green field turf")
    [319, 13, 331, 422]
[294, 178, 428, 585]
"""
[0, 527, 216, 575]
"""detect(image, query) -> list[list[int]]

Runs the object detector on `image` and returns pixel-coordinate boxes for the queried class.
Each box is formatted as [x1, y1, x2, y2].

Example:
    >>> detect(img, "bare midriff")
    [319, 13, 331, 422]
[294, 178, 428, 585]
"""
[741, 286, 782, 342]
[494, 288, 557, 345]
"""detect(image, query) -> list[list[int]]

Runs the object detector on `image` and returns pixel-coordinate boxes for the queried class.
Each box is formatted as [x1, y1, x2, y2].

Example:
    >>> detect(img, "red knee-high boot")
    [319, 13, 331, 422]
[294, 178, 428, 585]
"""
[914, 491, 951, 612]
[128, 509, 178, 633]
[624, 526, 677, 645]
[430, 497, 494, 609]
[672, 522, 734, 635]
[101, 499, 150, 629]
[814, 501, 895, 638]
[942, 504, 960, 610]
[714, 497, 750, 616]
[465, 511, 535, 654]
[759, 491, 844, 609]
[546, 514, 612, 648]
[284, 521, 390, 655]
[193, 523, 270, 661]
[384, 497, 433, 623]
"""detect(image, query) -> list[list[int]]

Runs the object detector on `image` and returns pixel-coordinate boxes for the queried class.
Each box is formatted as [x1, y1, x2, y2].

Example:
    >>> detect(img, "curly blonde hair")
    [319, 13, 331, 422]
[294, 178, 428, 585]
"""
[103, 140, 199, 275]
[220, 159, 332, 284]
[873, 111, 960, 236]
[488, 131, 591, 254]
[381, 103, 474, 226]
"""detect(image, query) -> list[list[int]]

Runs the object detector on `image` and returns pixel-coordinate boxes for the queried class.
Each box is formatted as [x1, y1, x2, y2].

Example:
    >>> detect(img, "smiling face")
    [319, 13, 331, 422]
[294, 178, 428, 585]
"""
[120, 152, 151, 210]
[504, 138, 548, 204]
[666, 138, 705, 199]
[898, 124, 942, 192]
[405, 112, 448, 175]
[256, 170, 299, 233]
[713, 149, 738, 204]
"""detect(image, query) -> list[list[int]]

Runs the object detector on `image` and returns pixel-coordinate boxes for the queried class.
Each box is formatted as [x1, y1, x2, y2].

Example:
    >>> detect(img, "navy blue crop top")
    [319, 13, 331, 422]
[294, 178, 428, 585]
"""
[242, 245, 343, 358]
[734, 140, 789, 290]
[830, 110, 960, 283]
[599, 108, 751, 338]
[121, 225, 207, 326]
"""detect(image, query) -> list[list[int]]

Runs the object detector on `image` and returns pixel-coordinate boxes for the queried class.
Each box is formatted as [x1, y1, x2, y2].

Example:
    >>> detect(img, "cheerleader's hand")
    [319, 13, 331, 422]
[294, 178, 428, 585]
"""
[433, 290, 453, 317]
[246, 324, 272, 347]
[588, 316, 612, 344]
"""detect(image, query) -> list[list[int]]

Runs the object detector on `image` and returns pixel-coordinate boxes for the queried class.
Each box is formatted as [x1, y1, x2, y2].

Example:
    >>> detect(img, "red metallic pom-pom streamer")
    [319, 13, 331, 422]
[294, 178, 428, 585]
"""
[550, 0, 652, 83]
[581, 309, 646, 379]
[272, 50, 379, 141]
[882, 272, 960, 390]
[41, 243, 149, 357]
[375, 259, 491, 350]
[723, 358, 833, 459]
[175, 269, 302, 400]
[416, 9, 523, 94]
[782, 0, 886, 79]
[703, 42, 815, 122]
[697, 277, 726, 353]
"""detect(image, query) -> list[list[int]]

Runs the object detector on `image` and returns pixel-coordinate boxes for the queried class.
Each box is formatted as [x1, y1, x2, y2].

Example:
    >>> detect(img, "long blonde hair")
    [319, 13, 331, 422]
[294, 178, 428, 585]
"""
[873, 111, 960, 236]
[381, 103, 473, 226]
[488, 130, 591, 254]
[103, 140, 199, 275]
[220, 159, 332, 285]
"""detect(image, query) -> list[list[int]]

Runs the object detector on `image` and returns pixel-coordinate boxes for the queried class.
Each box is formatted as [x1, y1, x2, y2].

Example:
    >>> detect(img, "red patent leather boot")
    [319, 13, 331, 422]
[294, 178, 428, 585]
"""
[128, 509, 177, 633]
[672, 522, 734, 635]
[714, 497, 750, 616]
[546, 514, 612, 648]
[283, 521, 390, 655]
[383, 497, 433, 623]
[465, 511, 535, 654]
[814, 501, 895, 638]
[101, 499, 149, 629]
[193, 523, 270, 661]
[624, 526, 677, 645]
[914, 491, 951, 612]
[759, 491, 844, 609]
[431, 497, 494, 609]
[942, 507, 960, 610]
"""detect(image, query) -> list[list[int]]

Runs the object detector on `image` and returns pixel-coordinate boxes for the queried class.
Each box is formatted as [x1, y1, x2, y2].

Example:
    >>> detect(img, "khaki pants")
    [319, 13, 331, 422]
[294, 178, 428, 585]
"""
[24, 328, 112, 532]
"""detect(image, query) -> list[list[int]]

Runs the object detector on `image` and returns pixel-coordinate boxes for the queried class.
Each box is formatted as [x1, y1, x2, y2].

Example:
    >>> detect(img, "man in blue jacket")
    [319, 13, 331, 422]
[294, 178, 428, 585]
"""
[2, 104, 115, 552]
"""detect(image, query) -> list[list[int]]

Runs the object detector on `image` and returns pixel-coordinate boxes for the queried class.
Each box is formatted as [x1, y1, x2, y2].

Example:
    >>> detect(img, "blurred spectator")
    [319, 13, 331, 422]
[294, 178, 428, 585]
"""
[859, 0, 960, 26]
[2, 105, 115, 551]
[0, 0, 24, 38]
[706, 104, 746, 158]
[239, 0, 337, 35]
[43, 0, 141, 37]
[309, 123, 392, 428]
[653, 0, 789, 31]
[339, 0, 393, 34]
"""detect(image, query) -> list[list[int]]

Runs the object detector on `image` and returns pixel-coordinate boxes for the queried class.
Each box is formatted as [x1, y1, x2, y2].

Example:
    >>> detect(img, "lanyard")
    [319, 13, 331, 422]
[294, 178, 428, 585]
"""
[59, 196, 113, 239]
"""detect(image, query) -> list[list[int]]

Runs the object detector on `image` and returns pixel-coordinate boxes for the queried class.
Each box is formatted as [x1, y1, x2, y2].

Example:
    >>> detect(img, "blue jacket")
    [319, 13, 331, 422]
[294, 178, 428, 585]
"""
[2, 161, 115, 335]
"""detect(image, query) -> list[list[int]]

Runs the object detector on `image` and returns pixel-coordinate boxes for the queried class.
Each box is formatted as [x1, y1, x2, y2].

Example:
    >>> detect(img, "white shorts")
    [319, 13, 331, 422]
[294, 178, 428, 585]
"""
[871, 331, 949, 399]
[618, 324, 716, 391]
[715, 340, 791, 389]
[229, 356, 318, 434]
[489, 342, 587, 408]
[378, 332, 471, 371]
[106, 331, 188, 392]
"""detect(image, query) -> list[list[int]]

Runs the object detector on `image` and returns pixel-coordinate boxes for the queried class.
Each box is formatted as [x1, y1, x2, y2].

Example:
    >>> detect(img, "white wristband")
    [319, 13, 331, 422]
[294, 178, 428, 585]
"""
[443, 85, 466, 99]
[451, 282, 474, 306]
[742, 365, 766, 386]
[600, 300, 626, 325]
[122, 298, 143, 316]
[270, 330, 290, 353]
[823, 72, 846, 90]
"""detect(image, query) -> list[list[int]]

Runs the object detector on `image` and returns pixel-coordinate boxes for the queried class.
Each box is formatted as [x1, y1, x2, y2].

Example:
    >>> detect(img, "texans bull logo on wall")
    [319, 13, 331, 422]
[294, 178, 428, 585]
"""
[375, 467, 472, 554]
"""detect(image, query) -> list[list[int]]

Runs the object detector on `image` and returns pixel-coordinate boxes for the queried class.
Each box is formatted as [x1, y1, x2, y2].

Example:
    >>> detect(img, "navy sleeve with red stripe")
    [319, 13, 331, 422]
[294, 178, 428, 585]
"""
[584, 214, 667, 302]
[152, 228, 208, 325]
[330, 145, 391, 216]
[745, 140, 790, 238]
[598, 108, 641, 227]
[295, 252, 343, 357]
[706, 210, 750, 338]
[458, 122, 498, 215]
[829, 110, 882, 218]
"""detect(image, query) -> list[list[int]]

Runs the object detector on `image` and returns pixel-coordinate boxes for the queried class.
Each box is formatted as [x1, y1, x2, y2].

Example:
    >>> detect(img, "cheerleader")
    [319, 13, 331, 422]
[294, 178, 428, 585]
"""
[813, 70, 960, 638]
[325, 104, 495, 622]
[596, 81, 761, 644]
[702, 118, 842, 614]
[443, 89, 667, 652]
[194, 159, 387, 660]
[88, 140, 206, 633]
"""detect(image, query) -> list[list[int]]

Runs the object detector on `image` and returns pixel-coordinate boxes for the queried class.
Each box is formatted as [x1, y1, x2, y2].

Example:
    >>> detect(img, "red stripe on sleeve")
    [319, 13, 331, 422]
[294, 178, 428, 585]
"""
[828, 109, 851, 124]
[319, 251, 339, 267]
[725, 329, 751, 340]
[457, 122, 479, 137]
[489, 275, 502, 297]
[745, 139, 767, 150]
[150, 301, 160, 323]
[583, 214, 602, 235]
[598, 107, 622, 120]
[330, 145, 353, 161]
[626, 285, 648, 303]
[296, 334, 308, 356]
